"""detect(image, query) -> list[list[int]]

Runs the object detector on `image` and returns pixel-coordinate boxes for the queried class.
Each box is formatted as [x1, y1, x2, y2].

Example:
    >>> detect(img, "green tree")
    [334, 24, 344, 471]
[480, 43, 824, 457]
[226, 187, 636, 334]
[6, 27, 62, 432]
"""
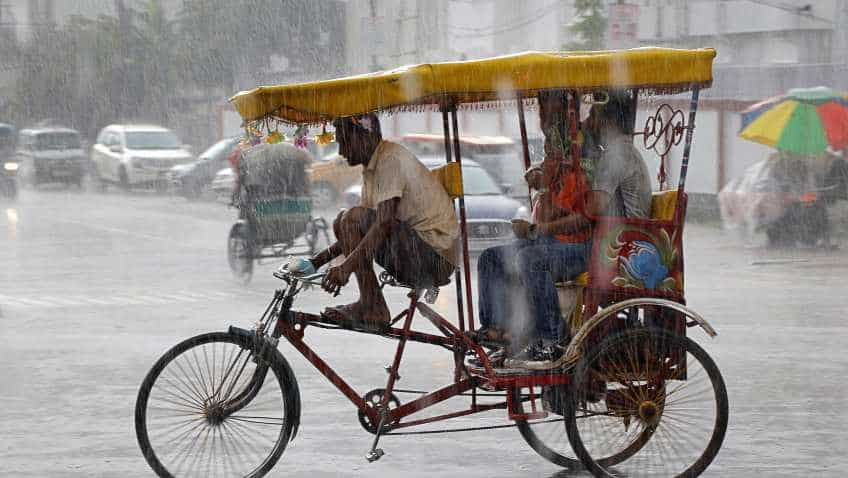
[11, 27, 81, 127]
[567, 0, 608, 50]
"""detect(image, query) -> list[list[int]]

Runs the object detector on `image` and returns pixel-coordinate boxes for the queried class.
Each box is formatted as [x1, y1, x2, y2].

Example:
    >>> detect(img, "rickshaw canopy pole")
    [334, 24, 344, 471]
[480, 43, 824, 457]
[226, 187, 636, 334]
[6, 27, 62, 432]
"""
[450, 108, 475, 333]
[230, 48, 716, 125]
[441, 107, 467, 338]
[677, 87, 701, 199]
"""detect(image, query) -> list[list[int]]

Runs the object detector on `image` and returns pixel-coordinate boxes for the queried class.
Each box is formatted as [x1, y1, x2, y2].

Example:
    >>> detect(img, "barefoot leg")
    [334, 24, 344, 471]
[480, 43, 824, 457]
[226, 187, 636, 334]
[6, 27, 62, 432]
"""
[335, 207, 390, 324]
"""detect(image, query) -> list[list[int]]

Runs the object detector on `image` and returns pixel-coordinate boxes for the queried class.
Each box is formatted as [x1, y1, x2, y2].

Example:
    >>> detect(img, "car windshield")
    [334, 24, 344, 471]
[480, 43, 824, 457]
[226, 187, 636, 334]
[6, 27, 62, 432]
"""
[200, 138, 238, 160]
[36, 132, 81, 150]
[459, 165, 503, 195]
[125, 131, 182, 150]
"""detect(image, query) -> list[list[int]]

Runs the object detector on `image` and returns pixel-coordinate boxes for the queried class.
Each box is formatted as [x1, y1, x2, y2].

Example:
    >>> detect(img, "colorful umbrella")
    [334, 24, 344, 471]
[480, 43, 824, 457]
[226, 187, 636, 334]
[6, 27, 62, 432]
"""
[739, 86, 848, 154]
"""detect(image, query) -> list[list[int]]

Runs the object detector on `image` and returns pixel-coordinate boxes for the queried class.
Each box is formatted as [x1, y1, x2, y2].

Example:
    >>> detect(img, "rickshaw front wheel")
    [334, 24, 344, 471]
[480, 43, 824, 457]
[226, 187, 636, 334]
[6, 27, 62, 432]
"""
[565, 327, 728, 478]
[135, 331, 300, 478]
[512, 379, 651, 470]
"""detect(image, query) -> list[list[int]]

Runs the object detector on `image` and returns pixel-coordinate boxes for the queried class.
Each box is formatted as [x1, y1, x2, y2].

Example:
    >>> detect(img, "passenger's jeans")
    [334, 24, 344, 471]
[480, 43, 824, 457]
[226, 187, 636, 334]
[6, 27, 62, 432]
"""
[517, 240, 591, 343]
[477, 236, 591, 344]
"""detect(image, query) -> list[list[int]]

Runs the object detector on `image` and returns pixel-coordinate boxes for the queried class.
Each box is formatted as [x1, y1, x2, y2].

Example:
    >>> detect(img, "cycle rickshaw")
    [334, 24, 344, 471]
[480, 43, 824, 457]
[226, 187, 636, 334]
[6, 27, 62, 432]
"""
[227, 141, 330, 283]
[136, 47, 728, 478]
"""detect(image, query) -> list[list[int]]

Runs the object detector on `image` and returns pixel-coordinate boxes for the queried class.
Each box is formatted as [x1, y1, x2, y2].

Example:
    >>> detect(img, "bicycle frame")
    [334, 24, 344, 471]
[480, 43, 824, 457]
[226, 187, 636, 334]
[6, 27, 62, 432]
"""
[260, 275, 571, 431]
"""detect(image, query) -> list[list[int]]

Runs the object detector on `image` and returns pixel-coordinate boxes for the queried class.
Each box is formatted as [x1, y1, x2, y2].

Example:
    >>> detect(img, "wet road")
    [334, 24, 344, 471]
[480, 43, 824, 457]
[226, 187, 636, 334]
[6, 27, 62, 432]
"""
[1, 187, 846, 477]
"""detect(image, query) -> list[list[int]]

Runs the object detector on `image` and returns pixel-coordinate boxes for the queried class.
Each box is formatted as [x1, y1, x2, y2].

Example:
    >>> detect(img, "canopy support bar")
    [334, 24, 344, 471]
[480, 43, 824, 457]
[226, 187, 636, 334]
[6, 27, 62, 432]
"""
[450, 108, 475, 333]
[677, 87, 700, 197]
[441, 107, 466, 334]
[516, 97, 532, 200]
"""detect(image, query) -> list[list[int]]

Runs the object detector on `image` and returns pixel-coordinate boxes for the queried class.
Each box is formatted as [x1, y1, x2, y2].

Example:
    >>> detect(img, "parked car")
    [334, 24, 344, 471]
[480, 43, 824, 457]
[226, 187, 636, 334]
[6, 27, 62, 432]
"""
[91, 124, 193, 190]
[168, 136, 240, 198]
[343, 156, 526, 252]
[397, 134, 527, 197]
[0, 123, 18, 198]
[16, 126, 88, 188]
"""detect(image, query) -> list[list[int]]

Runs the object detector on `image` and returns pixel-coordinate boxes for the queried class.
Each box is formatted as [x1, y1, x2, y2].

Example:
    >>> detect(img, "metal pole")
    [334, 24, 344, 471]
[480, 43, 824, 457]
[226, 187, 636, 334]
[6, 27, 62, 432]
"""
[441, 107, 465, 333]
[516, 96, 533, 201]
[567, 91, 582, 176]
[450, 108, 475, 332]
[677, 87, 700, 219]
[516, 96, 532, 170]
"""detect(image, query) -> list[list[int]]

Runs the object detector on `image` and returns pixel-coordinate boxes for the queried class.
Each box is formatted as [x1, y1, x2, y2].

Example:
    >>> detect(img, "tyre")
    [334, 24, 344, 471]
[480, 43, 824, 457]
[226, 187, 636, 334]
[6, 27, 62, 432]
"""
[119, 165, 130, 191]
[0, 179, 17, 199]
[565, 328, 728, 478]
[513, 378, 653, 469]
[311, 182, 337, 211]
[228, 223, 254, 284]
[512, 384, 582, 469]
[180, 181, 202, 200]
[135, 331, 300, 478]
[154, 179, 169, 194]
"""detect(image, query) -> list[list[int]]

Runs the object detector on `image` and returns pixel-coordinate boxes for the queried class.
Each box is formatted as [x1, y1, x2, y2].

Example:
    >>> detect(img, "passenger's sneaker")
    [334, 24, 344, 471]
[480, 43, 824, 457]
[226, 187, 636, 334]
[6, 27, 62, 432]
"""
[466, 347, 506, 368]
[503, 343, 567, 370]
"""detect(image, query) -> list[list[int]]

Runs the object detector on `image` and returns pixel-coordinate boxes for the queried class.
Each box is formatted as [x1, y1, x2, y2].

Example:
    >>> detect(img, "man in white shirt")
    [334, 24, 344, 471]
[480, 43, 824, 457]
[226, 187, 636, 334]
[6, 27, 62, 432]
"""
[309, 114, 459, 330]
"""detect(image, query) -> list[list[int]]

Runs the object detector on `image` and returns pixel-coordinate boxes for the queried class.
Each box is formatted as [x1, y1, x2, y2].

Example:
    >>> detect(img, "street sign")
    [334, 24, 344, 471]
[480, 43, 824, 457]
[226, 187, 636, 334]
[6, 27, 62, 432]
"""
[607, 3, 640, 49]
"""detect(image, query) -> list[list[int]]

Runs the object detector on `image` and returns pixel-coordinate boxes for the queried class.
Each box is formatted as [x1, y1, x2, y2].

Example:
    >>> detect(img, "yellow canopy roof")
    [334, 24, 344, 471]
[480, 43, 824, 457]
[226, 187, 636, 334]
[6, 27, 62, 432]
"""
[230, 47, 716, 125]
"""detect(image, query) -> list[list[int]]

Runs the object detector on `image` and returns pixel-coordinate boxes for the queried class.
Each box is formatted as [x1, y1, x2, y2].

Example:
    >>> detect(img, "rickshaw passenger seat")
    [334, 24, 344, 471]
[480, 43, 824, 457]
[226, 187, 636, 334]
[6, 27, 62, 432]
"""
[430, 162, 464, 199]
[555, 272, 589, 334]
[650, 190, 678, 221]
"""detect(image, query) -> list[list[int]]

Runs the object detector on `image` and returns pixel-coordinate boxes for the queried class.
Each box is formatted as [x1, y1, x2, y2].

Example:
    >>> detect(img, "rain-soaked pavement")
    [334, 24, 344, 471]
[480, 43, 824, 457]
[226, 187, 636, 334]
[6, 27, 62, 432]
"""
[1, 187, 847, 477]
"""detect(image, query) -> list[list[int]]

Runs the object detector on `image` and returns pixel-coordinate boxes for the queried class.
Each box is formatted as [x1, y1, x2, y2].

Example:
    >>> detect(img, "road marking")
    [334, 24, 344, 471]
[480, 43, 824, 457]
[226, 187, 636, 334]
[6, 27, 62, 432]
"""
[0, 290, 244, 310]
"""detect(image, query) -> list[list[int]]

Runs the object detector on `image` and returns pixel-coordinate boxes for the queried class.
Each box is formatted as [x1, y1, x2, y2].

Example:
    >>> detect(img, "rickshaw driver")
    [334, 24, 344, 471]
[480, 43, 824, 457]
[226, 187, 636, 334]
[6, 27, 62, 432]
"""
[308, 114, 459, 330]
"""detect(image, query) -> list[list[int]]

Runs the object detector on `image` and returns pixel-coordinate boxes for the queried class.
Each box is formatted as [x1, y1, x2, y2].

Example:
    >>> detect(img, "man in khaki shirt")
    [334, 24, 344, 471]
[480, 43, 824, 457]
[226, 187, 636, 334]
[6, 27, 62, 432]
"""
[309, 114, 458, 330]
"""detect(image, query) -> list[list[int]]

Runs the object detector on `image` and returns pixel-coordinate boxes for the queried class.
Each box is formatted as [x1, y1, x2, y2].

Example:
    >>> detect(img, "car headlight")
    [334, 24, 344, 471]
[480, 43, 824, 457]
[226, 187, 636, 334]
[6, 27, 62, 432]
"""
[3, 162, 18, 171]
[513, 205, 530, 221]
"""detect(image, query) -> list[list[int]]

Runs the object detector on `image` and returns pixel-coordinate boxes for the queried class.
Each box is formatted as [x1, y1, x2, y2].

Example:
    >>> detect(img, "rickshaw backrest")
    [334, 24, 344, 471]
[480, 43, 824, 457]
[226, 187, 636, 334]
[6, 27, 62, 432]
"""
[430, 162, 464, 199]
[558, 191, 687, 334]
[586, 190, 688, 304]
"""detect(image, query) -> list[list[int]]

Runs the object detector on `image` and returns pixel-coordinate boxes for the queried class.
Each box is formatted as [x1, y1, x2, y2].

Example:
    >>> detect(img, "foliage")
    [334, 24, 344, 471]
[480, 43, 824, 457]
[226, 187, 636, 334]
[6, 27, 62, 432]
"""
[6, 0, 345, 142]
[566, 0, 607, 50]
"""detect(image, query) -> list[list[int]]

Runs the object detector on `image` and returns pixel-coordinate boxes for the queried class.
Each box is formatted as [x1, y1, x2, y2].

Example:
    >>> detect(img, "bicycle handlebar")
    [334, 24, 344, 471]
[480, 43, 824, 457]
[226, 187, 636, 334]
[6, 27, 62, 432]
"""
[273, 268, 326, 286]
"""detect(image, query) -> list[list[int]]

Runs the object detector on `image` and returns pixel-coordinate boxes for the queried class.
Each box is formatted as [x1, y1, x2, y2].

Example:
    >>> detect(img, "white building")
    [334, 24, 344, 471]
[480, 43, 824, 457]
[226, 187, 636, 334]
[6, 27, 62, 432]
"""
[631, 0, 848, 195]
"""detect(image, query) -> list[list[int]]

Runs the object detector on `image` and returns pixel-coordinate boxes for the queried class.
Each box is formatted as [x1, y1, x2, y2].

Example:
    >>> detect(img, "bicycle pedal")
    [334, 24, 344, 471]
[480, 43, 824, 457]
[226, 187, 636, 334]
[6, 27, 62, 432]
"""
[365, 448, 384, 463]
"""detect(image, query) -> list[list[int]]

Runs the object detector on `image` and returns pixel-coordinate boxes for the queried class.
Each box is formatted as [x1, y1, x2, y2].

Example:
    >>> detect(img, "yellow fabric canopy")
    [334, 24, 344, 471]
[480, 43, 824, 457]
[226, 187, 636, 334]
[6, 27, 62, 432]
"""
[230, 47, 716, 125]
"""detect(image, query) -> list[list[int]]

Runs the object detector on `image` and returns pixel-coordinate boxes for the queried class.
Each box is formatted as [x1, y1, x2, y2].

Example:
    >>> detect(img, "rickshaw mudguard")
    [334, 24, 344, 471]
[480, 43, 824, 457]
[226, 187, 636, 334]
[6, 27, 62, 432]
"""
[564, 298, 717, 364]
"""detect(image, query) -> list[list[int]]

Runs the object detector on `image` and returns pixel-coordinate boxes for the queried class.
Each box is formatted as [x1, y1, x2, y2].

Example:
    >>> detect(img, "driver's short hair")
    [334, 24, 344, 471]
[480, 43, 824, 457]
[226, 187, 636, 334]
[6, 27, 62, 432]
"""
[332, 113, 382, 138]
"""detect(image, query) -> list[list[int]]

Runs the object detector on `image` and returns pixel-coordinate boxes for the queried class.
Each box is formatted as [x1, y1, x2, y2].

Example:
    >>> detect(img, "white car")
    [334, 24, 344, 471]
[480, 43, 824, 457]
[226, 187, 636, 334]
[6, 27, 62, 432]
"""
[211, 167, 235, 202]
[91, 124, 193, 190]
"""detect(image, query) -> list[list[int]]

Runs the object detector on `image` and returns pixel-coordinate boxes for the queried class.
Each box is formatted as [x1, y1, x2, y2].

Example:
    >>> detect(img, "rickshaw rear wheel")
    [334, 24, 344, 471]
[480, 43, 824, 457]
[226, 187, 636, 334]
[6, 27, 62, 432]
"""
[565, 327, 728, 478]
[135, 331, 300, 478]
[228, 223, 254, 284]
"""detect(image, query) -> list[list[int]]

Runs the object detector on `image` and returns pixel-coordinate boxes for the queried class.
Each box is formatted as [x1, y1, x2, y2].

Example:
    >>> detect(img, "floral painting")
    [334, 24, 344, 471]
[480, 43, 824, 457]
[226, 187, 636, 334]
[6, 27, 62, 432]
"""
[603, 225, 680, 292]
